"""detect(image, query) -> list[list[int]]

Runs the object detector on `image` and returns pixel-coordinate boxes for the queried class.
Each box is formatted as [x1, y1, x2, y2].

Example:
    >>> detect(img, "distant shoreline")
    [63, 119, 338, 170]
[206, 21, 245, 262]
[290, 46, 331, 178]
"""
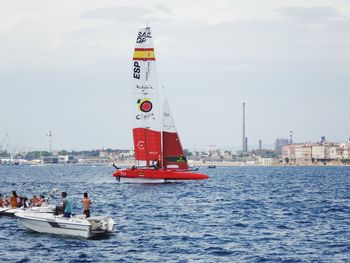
[3, 162, 350, 167]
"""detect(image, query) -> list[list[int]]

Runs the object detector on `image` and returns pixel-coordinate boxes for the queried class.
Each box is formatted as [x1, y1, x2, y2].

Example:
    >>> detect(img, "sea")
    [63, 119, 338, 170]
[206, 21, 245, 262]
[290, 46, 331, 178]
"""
[0, 165, 350, 262]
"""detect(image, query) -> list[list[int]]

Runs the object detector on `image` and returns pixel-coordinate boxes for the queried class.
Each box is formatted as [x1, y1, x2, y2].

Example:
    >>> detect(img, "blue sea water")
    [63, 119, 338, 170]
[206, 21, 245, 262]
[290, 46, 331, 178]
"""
[1, 165, 350, 262]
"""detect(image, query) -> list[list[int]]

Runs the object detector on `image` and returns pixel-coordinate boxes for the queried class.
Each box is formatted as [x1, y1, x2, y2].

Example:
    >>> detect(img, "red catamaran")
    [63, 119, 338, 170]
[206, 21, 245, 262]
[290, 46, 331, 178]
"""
[113, 26, 208, 183]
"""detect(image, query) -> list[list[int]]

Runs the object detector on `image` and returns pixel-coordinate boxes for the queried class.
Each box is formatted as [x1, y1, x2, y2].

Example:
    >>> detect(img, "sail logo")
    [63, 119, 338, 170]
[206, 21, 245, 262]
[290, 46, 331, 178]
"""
[133, 61, 140, 79]
[136, 85, 153, 90]
[136, 31, 152, 43]
[137, 141, 145, 150]
[136, 112, 154, 120]
[137, 98, 153, 113]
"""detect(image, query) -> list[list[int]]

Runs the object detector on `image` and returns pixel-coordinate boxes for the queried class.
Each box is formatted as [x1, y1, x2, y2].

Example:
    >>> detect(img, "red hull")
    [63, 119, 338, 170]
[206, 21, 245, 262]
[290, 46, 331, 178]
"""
[113, 168, 208, 180]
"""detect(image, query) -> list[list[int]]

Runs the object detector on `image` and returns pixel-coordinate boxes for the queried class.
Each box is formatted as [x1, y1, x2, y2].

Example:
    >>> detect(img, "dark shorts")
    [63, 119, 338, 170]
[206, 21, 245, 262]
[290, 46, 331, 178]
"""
[83, 209, 90, 218]
[63, 212, 71, 218]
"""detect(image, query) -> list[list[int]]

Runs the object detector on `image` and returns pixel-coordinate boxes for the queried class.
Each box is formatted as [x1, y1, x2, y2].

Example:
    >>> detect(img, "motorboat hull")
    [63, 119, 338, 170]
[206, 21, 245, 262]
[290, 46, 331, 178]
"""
[0, 205, 55, 217]
[113, 168, 209, 183]
[0, 207, 11, 215]
[16, 212, 115, 239]
[18, 215, 92, 238]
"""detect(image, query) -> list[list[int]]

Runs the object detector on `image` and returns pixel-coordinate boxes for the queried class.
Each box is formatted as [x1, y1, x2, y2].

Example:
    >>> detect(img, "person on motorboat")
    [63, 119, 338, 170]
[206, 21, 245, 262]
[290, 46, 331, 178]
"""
[81, 192, 92, 218]
[10, 191, 18, 209]
[53, 192, 72, 217]
[35, 195, 46, 207]
[2, 194, 9, 207]
[0, 193, 4, 207]
[30, 195, 40, 207]
[20, 196, 30, 208]
[18, 195, 28, 208]
[61, 192, 72, 218]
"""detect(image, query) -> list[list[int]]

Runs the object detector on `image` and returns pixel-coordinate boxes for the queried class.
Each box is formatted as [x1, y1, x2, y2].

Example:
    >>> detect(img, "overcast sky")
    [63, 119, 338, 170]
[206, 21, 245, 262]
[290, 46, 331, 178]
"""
[0, 0, 349, 152]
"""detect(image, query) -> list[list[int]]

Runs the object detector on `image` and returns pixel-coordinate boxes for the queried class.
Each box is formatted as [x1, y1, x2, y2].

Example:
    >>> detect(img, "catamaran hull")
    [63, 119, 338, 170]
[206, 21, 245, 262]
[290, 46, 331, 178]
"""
[116, 177, 166, 184]
[113, 169, 209, 183]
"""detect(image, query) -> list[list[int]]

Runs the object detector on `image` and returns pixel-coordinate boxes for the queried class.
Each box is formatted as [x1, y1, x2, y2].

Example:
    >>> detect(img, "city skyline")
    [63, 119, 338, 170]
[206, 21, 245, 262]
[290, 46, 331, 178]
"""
[1, 0, 350, 151]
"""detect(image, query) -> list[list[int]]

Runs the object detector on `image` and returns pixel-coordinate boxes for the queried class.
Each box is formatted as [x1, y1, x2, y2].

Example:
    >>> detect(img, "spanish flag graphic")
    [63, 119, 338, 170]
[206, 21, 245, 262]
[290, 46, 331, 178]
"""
[133, 48, 155, 61]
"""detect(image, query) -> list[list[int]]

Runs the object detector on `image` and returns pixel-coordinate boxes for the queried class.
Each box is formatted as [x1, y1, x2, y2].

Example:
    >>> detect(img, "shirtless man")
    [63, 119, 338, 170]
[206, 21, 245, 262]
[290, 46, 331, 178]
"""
[81, 192, 92, 218]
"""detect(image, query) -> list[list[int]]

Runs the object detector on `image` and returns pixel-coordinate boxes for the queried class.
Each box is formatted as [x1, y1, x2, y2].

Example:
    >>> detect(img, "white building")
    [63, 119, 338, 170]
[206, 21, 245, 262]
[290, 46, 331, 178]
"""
[312, 145, 326, 159]
[257, 157, 273, 166]
[328, 145, 342, 159]
[295, 144, 303, 162]
[301, 145, 312, 164]
[339, 142, 350, 159]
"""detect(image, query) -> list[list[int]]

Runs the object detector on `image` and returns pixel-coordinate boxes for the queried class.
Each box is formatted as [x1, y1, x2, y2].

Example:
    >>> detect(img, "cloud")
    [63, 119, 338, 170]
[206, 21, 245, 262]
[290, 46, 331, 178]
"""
[154, 3, 172, 14]
[80, 6, 169, 24]
[276, 6, 344, 23]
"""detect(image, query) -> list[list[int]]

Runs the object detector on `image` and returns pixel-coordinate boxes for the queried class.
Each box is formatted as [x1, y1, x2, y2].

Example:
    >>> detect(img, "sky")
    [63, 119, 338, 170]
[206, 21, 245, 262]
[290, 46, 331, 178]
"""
[0, 0, 350, 152]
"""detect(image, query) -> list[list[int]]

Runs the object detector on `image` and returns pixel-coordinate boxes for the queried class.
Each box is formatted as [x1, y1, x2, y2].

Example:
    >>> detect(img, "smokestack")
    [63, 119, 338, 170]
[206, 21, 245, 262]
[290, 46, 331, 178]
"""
[289, 130, 293, 144]
[242, 103, 246, 152]
[259, 140, 262, 150]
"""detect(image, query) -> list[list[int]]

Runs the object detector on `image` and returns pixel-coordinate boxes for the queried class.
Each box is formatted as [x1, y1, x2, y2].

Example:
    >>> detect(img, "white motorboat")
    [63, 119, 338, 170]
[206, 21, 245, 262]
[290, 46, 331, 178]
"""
[1, 204, 56, 216]
[0, 188, 59, 216]
[0, 207, 11, 214]
[16, 211, 116, 239]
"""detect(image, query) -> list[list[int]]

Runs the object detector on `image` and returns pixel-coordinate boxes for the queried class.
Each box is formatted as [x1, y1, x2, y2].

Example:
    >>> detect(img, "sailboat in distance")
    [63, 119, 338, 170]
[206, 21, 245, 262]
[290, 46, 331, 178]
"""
[113, 26, 208, 183]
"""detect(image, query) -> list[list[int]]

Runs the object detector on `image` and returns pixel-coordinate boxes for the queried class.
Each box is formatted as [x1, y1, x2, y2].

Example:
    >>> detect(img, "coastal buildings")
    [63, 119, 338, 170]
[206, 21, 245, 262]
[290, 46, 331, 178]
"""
[2, 139, 350, 167]
[282, 140, 350, 165]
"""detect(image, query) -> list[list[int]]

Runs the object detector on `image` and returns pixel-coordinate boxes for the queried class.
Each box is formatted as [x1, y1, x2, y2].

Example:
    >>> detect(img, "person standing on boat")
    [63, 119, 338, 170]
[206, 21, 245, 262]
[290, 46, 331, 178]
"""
[61, 192, 72, 218]
[81, 192, 92, 218]
[10, 191, 18, 209]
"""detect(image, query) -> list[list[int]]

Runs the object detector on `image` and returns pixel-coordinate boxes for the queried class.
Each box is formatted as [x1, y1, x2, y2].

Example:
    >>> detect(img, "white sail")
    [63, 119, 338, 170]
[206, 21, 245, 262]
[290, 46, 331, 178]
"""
[132, 27, 160, 131]
[162, 99, 177, 133]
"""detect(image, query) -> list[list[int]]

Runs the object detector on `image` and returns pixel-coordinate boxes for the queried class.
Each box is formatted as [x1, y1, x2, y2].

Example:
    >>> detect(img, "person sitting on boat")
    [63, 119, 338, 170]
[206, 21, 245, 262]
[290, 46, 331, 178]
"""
[35, 195, 46, 207]
[151, 159, 160, 169]
[0, 193, 3, 207]
[61, 192, 72, 218]
[10, 191, 18, 209]
[17, 195, 27, 208]
[30, 195, 40, 207]
[81, 192, 92, 218]
[21, 197, 30, 208]
[2, 194, 9, 207]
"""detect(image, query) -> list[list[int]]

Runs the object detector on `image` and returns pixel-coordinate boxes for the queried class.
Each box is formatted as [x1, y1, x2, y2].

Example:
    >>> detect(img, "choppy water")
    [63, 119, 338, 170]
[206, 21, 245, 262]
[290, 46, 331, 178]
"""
[1, 165, 350, 262]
